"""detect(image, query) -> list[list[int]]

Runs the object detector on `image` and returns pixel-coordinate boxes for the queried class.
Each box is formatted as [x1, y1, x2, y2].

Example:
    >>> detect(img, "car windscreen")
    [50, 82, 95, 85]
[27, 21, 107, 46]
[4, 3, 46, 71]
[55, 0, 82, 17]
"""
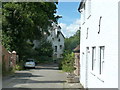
[26, 60, 34, 62]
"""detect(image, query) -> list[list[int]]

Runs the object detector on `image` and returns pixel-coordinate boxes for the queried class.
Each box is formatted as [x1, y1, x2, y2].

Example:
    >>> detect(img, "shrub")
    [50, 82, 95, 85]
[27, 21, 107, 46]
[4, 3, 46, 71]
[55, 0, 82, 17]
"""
[61, 52, 75, 73]
[14, 60, 25, 70]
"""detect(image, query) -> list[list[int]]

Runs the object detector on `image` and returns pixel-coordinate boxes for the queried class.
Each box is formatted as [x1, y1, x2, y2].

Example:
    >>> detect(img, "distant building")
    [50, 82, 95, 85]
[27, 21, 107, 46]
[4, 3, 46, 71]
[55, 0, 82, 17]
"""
[78, 0, 119, 88]
[31, 22, 65, 62]
[47, 22, 65, 61]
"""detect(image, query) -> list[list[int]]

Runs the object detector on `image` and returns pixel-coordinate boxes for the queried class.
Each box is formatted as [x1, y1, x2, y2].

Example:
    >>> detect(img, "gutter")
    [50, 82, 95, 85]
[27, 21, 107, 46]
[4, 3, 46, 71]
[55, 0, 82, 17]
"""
[78, 0, 86, 13]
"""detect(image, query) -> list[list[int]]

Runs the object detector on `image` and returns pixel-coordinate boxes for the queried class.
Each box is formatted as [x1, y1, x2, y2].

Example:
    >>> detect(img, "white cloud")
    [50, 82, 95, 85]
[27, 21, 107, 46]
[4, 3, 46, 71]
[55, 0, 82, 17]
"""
[58, 0, 81, 2]
[59, 19, 80, 38]
[75, 19, 81, 25]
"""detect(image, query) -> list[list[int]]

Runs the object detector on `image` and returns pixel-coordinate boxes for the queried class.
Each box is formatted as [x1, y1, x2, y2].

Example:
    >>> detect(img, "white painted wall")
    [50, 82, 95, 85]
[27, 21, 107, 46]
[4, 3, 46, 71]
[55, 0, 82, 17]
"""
[52, 33, 64, 59]
[47, 25, 64, 59]
[80, 0, 119, 88]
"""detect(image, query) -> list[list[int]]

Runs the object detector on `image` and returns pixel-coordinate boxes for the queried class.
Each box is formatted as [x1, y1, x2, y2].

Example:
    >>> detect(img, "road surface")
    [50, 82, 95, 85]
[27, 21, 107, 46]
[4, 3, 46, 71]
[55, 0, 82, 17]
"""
[2, 64, 82, 89]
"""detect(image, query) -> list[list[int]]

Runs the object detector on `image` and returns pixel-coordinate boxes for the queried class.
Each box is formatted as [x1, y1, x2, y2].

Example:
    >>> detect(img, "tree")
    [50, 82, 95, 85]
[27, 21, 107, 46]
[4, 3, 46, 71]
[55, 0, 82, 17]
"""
[34, 40, 53, 62]
[59, 30, 80, 72]
[64, 30, 80, 52]
[2, 2, 59, 60]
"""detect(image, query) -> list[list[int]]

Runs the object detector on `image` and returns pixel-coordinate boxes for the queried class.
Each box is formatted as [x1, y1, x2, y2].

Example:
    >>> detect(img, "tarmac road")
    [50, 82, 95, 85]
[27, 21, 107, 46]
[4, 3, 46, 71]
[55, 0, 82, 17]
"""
[2, 64, 82, 89]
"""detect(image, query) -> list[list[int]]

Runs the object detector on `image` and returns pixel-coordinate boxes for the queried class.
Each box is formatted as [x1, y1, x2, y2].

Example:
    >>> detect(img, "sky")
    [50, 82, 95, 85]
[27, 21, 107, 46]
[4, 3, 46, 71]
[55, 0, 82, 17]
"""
[56, 2, 80, 38]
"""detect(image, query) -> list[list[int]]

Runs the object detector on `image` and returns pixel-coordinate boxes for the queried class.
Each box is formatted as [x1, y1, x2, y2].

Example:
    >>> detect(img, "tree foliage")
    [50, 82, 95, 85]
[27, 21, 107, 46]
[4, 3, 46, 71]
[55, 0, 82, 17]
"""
[64, 30, 80, 52]
[35, 40, 53, 62]
[59, 30, 80, 72]
[2, 2, 58, 60]
[35, 39, 53, 56]
[61, 52, 75, 73]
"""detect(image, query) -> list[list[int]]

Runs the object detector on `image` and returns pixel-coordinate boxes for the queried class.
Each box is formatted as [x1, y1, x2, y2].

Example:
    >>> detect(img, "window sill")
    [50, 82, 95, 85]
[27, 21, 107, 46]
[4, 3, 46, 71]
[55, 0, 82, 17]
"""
[90, 72, 96, 76]
[96, 73, 104, 82]
[97, 76, 104, 83]
[90, 71, 104, 83]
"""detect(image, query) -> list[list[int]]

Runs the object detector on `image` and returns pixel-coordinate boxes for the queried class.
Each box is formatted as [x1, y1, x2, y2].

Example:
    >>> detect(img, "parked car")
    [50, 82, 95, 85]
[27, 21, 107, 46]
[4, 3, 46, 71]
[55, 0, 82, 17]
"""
[24, 59, 36, 69]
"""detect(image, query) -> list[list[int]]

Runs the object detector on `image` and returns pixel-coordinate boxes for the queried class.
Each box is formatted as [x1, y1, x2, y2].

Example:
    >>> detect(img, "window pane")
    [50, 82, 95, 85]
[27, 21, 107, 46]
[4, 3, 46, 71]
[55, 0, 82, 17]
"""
[55, 46, 57, 52]
[92, 47, 96, 70]
[99, 46, 105, 74]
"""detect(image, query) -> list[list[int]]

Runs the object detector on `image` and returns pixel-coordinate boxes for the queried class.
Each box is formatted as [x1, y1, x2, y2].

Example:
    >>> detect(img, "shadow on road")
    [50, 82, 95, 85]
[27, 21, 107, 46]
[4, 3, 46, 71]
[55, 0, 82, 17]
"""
[2, 64, 67, 89]
[2, 88, 83, 90]
[15, 78, 66, 83]
[35, 63, 59, 70]
[14, 73, 44, 78]
[2, 88, 32, 90]
[35, 67, 58, 70]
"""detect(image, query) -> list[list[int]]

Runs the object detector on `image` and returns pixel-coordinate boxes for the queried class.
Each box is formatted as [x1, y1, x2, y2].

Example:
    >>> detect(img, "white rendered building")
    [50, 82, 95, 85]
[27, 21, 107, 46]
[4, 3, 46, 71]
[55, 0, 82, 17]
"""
[47, 23, 65, 61]
[78, 0, 119, 88]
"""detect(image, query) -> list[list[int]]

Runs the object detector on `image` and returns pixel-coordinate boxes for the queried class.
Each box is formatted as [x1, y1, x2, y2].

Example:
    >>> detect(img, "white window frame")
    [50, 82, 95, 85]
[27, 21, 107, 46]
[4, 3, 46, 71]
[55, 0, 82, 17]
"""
[99, 46, 105, 75]
[92, 47, 96, 71]
[86, 28, 89, 39]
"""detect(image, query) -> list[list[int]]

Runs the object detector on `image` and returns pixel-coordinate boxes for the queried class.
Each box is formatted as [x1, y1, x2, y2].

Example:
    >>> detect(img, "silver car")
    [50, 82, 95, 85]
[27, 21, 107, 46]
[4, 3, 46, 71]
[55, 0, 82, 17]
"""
[24, 59, 36, 68]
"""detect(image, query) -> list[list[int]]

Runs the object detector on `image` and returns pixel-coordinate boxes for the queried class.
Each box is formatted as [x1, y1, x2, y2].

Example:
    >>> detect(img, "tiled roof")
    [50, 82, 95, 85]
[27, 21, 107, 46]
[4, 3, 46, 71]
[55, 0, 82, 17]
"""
[73, 45, 80, 52]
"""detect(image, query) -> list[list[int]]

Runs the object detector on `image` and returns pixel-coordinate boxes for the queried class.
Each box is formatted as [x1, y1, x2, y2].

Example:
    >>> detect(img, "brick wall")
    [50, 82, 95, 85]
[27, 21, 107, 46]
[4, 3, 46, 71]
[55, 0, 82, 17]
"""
[2, 46, 17, 71]
[74, 52, 80, 76]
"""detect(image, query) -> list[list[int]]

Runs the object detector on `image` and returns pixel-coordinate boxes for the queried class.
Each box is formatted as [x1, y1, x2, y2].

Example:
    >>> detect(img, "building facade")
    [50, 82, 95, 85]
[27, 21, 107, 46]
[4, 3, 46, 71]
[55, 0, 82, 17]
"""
[47, 23, 65, 61]
[78, 0, 119, 88]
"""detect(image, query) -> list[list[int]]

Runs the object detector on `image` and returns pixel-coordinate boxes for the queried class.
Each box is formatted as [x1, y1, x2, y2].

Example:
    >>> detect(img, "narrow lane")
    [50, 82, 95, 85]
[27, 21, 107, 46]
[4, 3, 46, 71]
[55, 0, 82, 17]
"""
[2, 64, 82, 89]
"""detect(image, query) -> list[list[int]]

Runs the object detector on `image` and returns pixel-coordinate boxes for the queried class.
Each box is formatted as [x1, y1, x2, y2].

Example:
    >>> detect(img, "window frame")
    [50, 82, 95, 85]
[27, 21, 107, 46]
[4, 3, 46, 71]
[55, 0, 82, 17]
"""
[99, 46, 105, 75]
[55, 46, 57, 52]
[60, 45, 62, 49]
[92, 47, 96, 71]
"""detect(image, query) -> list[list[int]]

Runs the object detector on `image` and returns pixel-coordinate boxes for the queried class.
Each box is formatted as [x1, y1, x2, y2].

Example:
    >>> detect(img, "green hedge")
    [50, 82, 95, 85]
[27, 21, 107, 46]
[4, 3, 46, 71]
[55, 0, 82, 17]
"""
[59, 52, 75, 73]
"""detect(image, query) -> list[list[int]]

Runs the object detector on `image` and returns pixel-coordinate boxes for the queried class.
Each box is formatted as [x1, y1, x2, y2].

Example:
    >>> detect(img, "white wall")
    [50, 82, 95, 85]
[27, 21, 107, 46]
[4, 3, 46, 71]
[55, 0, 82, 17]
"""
[52, 33, 64, 58]
[47, 27, 64, 59]
[80, 0, 118, 88]
[118, 1, 120, 90]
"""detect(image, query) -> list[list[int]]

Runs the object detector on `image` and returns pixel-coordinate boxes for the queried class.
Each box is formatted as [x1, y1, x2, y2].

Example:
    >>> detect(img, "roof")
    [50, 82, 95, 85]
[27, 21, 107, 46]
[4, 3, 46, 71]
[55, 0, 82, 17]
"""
[78, 2, 81, 12]
[60, 31, 65, 39]
[78, 0, 86, 12]
[58, 25, 65, 39]
[73, 45, 80, 53]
